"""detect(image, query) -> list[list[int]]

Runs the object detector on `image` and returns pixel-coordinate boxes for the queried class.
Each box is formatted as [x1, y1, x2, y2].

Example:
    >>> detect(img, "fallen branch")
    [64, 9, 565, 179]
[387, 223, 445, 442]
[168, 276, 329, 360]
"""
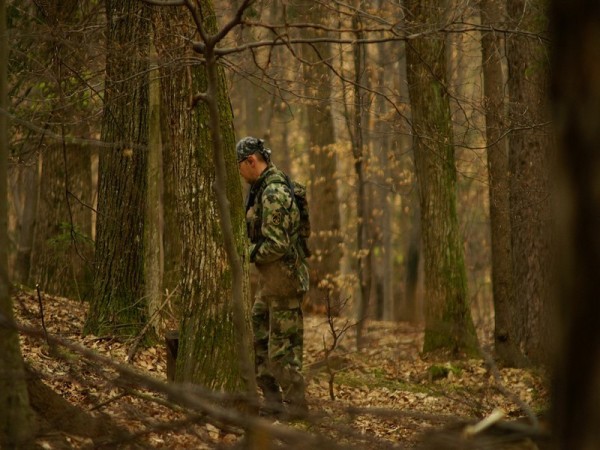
[482, 351, 540, 428]
[463, 407, 506, 437]
[3, 316, 351, 449]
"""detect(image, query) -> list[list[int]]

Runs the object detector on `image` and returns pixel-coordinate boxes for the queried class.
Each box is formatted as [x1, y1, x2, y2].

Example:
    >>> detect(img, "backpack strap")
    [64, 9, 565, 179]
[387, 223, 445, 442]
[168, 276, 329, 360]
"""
[246, 169, 293, 212]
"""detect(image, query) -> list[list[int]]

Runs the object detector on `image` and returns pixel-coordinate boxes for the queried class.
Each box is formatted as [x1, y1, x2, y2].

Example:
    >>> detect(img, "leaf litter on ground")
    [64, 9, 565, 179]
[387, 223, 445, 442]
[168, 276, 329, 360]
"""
[13, 288, 549, 449]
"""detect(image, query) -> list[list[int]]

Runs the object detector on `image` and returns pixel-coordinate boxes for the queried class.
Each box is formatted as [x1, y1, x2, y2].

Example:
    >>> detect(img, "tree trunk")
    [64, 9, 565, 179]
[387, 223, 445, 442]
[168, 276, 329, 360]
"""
[506, 0, 552, 365]
[0, 0, 36, 444]
[550, 2, 600, 447]
[403, 191, 422, 323]
[480, 0, 527, 367]
[391, 22, 420, 324]
[12, 156, 38, 285]
[299, 0, 342, 314]
[85, 0, 151, 339]
[405, 0, 479, 356]
[144, 42, 164, 336]
[350, 11, 372, 349]
[155, 5, 252, 391]
[371, 20, 394, 321]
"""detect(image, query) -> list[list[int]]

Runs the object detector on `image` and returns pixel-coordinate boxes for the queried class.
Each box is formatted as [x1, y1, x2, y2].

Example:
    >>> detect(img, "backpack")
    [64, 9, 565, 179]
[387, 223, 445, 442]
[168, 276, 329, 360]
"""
[245, 168, 312, 258]
[285, 176, 312, 258]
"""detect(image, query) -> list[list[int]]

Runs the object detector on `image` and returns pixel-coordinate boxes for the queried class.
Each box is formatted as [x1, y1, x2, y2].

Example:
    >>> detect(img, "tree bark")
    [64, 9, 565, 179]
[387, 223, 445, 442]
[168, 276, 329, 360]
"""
[506, 0, 552, 365]
[350, 10, 372, 349]
[155, 4, 253, 392]
[405, 0, 479, 356]
[371, 12, 394, 320]
[480, 0, 527, 367]
[85, 0, 151, 339]
[403, 191, 422, 323]
[299, 0, 342, 313]
[0, 0, 36, 444]
[550, 1, 600, 448]
[144, 42, 164, 336]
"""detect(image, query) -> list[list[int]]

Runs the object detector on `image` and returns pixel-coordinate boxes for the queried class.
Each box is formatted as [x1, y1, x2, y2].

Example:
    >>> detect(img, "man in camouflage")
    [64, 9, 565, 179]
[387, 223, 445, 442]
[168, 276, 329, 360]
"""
[236, 136, 309, 417]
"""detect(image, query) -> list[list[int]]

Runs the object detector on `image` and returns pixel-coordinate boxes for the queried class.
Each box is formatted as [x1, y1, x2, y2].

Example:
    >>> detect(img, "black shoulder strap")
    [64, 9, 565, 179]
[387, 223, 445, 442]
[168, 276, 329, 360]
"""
[245, 173, 268, 212]
[246, 171, 294, 213]
[281, 172, 296, 205]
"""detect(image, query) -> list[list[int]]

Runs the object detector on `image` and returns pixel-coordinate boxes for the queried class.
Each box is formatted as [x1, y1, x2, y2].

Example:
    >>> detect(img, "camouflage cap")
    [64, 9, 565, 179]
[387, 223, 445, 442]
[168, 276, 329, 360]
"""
[236, 136, 272, 163]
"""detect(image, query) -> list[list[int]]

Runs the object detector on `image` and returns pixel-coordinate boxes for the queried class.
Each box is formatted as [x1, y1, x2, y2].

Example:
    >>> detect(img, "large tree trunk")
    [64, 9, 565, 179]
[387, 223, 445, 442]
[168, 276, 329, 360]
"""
[550, 1, 600, 448]
[0, 0, 35, 444]
[405, 0, 479, 356]
[155, 5, 251, 390]
[299, 1, 342, 313]
[480, 0, 527, 367]
[85, 0, 151, 339]
[506, 0, 552, 365]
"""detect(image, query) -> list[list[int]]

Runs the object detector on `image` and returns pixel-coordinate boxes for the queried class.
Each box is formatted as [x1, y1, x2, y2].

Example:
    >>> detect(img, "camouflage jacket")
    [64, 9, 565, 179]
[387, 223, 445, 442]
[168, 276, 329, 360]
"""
[246, 164, 309, 294]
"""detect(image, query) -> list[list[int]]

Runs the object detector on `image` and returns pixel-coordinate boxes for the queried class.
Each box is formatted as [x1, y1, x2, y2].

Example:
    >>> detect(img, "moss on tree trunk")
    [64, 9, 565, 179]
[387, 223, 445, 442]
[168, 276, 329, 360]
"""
[85, 0, 151, 340]
[405, 0, 479, 357]
[155, 3, 250, 391]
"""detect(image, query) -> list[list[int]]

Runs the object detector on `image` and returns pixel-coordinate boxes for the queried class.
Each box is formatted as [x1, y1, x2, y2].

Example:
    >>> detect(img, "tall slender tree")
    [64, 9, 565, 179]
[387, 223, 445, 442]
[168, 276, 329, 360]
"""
[372, 28, 395, 321]
[143, 41, 164, 336]
[480, 0, 527, 367]
[404, 0, 479, 355]
[298, 0, 342, 313]
[506, 0, 552, 364]
[350, 8, 373, 348]
[0, 0, 35, 444]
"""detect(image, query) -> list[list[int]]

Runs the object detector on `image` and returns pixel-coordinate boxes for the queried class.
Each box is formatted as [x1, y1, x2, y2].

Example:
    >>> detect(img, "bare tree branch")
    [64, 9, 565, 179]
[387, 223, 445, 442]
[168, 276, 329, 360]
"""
[211, 0, 255, 45]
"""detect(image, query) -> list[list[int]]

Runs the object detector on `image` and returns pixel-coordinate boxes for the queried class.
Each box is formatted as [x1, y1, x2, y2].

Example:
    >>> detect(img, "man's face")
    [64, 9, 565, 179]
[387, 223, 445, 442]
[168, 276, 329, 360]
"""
[238, 156, 256, 184]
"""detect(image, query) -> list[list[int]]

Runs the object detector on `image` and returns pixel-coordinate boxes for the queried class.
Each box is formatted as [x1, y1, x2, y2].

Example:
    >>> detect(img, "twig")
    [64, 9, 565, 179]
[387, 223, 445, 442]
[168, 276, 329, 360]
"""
[89, 392, 128, 411]
[127, 287, 178, 363]
[463, 407, 506, 437]
[1, 318, 345, 449]
[482, 350, 540, 429]
[35, 284, 50, 346]
[322, 295, 354, 400]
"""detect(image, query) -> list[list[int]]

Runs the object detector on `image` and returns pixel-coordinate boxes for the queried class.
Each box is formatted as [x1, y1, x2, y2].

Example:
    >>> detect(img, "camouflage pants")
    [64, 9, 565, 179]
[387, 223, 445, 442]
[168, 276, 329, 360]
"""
[252, 295, 306, 405]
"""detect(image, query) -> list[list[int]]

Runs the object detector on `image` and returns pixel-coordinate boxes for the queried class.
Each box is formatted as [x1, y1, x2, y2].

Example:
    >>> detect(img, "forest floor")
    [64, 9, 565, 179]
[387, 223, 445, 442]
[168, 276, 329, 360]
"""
[13, 288, 550, 449]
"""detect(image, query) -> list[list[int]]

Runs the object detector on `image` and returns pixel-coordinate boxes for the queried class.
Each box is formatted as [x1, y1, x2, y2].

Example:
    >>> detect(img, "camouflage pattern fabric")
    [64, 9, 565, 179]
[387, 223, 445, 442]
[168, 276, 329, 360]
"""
[252, 297, 306, 406]
[236, 136, 272, 163]
[246, 165, 309, 293]
[246, 164, 309, 408]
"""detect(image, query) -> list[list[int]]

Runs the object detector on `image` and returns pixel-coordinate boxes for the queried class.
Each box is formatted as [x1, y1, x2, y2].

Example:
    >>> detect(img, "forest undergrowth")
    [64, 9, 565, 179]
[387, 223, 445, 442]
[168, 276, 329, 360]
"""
[13, 288, 550, 449]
